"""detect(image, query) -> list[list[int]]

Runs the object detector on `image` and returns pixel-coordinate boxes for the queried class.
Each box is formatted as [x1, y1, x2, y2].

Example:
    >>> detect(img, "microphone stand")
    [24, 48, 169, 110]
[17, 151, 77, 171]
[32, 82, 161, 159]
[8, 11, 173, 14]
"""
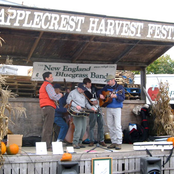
[87, 143, 113, 153]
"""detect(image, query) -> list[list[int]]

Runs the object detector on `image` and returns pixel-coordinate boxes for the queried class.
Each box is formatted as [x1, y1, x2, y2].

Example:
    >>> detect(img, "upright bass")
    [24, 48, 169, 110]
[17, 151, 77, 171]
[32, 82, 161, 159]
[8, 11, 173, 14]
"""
[63, 79, 75, 143]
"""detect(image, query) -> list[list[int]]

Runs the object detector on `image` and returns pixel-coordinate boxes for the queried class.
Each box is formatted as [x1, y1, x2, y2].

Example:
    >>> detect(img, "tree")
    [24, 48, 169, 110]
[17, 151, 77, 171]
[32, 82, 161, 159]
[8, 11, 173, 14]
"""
[146, 54, 174, 74]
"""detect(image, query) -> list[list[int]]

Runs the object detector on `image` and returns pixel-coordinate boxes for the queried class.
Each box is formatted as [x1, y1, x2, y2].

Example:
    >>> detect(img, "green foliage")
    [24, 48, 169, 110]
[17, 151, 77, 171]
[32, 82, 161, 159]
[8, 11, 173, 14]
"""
[146, 55, 174, 74]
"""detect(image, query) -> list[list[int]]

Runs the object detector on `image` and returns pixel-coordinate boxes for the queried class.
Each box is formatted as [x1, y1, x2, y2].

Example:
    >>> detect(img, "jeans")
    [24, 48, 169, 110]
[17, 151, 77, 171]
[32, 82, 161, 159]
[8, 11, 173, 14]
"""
[54, 117, 68, 141]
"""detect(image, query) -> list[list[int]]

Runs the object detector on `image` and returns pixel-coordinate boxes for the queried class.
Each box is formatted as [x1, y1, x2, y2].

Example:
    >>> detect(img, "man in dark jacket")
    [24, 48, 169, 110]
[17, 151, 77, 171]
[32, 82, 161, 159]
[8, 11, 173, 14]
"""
[98, 75, 125, 150]
[54, 84, 69, 142]
[83, 78, 106, 147]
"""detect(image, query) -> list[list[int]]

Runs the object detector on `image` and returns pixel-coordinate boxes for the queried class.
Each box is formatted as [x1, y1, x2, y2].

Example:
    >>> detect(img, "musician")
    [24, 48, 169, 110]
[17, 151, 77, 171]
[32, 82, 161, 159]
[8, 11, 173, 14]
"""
[98, 75, 125, 150]
[83, 78, 106, 147]
[66, 83, 96, 149]
[39, 72, 63, 151]
[53, 84, 69, 143]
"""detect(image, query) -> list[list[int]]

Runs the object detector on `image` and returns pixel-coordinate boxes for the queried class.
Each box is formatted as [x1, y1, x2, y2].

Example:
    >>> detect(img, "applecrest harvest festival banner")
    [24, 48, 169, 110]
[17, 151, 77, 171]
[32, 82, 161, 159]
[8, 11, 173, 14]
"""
[31, 62, 117, 84]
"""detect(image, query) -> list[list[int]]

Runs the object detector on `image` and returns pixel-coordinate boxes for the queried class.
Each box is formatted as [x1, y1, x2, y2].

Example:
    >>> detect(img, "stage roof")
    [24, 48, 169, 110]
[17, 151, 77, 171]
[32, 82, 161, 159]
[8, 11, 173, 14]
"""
[0, 4, 174, 70]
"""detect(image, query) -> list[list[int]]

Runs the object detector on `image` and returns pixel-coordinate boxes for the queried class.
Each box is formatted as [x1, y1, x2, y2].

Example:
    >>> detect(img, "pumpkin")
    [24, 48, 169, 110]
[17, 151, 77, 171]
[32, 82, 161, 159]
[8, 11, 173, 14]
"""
[167, 137, 174, 146]
[6, 144, 19, 155]
[1, 142, 6, 155]
[61, 152, 72, 161]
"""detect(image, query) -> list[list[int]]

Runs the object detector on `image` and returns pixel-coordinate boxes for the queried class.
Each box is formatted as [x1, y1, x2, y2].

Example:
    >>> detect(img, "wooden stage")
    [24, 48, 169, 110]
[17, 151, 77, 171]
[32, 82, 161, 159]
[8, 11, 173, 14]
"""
[0, 143, 174, 174]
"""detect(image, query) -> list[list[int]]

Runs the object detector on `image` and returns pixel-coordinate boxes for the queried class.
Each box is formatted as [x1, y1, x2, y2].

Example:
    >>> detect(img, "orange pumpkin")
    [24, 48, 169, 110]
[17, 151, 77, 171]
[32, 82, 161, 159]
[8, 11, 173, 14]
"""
[1, 142, 6, 155]
[6, 144, 19, 155]
[167, 137, 174, 146]
[61, 152, 72, 161]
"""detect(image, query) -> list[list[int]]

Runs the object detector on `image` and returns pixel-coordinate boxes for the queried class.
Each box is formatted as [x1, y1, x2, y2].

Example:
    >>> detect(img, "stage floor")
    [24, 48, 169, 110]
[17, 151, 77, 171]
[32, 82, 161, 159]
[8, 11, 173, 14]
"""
[21, 143, 134, 155]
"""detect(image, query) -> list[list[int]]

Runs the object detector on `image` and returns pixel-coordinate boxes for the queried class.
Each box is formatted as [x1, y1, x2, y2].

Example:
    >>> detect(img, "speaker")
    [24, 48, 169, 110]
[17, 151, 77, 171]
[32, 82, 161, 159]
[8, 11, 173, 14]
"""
[58, 161, 79, 174]
[140, 157, 161, 174]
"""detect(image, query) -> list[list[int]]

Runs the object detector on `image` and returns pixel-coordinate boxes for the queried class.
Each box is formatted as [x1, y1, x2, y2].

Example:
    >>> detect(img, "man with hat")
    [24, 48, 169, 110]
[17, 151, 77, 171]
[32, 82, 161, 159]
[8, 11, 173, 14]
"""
[53, 83, 69, 143]
[83, 77, 106, 147]
[66, 83, 96, 149]
[98, 74, 125, 150]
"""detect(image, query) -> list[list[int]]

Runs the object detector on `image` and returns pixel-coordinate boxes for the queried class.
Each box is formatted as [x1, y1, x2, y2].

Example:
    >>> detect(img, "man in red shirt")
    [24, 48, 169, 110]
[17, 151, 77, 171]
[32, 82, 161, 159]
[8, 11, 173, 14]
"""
[39, 72, 63, 151]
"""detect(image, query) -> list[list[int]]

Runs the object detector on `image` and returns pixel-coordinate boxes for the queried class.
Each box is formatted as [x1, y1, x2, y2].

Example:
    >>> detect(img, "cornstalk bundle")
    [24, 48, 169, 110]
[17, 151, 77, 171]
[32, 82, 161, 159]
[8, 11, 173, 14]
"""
[152, 81, 174, 136]
[0, 75, 27, 167]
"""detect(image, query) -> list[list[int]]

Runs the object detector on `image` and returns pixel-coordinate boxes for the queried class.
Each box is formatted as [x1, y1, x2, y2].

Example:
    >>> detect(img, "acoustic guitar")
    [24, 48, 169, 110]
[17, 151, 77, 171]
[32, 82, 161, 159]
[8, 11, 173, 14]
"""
[99, 90, 122, 107]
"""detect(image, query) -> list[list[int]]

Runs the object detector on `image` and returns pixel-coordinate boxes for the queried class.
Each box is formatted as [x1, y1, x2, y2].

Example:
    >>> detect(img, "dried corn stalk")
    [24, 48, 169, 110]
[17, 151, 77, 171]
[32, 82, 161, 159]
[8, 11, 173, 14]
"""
[152, 81, 174, 136]
[0, 74, 26, 167]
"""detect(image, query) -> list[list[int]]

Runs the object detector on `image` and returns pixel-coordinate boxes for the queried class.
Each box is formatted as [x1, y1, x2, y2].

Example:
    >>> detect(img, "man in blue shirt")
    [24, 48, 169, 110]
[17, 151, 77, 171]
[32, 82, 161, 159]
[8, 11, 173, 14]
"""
[98, 75, 125, 150]
[54, 84, 69, 142]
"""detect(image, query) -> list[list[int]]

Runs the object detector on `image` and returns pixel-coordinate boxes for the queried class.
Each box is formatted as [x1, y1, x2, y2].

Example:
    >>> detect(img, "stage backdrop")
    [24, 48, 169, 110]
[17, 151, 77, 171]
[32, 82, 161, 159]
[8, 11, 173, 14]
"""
[31, 62, 117, 84]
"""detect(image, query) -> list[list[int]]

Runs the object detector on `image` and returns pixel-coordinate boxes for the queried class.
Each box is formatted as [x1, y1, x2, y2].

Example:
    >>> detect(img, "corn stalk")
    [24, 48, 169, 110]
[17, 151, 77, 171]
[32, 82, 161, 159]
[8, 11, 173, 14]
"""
[152, 81, 174, 136]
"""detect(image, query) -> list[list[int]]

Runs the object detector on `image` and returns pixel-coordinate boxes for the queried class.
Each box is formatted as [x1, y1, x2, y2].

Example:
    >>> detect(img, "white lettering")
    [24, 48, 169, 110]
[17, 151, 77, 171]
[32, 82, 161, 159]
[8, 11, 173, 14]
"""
[147, 24, 174, 39]
[136, 23, 143, 36]
[88, 18, 99, 33]
[49, 14, 59, 30]
[42, 13, 51, 29]
[75, 17, 84, 32]
[32, 12, 43, 28]
[106, 20, 114, 35]
[68, 16, 76, 31]
[147, 24, 155, 38]
[0, 9, 5, 24]
[59, 15, 69, 30]
[23, 11, 32, 27]
[167, 26, 174, 39]
[121, 21, 130, 35]
[115, 21, 122, 35]
[6, 9, 16, 25]
[97, 19, 105, 34]
[14, 10, 25, 26]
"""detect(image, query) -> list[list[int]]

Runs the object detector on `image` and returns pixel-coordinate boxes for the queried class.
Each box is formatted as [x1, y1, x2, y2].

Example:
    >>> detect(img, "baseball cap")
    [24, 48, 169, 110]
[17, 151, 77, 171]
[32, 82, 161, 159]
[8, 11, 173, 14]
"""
[105, 75, 115, 82]
[77, 83, 86, 91]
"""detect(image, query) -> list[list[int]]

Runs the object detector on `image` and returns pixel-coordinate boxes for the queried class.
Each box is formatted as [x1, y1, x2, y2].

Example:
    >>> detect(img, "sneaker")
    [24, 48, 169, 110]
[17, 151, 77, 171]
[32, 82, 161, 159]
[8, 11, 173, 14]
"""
[89, 142, 94, 147]
[107, 143, 116, 149]
[73, 144, 80, 149]
[78, 144, 86, 148]
[115, 144, 122, 150]
[56, 139, 63, 142]
[99, 141, 107, 147]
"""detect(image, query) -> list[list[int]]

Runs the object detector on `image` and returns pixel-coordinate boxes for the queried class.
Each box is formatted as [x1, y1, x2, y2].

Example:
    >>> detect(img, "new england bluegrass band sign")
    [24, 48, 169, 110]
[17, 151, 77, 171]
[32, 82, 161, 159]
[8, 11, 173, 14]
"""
[31, 62, 117, 84]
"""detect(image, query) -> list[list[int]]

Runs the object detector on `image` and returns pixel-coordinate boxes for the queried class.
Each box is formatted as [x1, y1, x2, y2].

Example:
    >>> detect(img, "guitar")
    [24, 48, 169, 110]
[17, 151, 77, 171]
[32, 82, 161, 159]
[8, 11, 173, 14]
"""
[99, 90, 122, 107]
[67, 107, 90, 117]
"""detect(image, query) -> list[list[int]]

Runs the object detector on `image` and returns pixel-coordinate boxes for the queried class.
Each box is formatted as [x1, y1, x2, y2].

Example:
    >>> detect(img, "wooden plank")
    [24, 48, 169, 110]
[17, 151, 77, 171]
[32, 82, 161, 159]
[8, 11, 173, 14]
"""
[84, 160, 91, 174]
[50, 161, 57, 174]
[124, 158, 129, 172]
[43, 162, 50, 174]
[35, 162, 43, 174]
[3, 163, 11, 174]
[79, 161, 85, 174]
[28, 163, 35, 174]
[112, 159, 117, 173]
[19, 163, 28, 174]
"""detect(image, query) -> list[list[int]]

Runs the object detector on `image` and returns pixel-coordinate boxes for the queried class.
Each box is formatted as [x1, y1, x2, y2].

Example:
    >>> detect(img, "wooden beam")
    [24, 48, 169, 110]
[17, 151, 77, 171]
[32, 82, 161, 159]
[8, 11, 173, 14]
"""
[26, 31, 44, 64]
[114, 40, 140, 64]
[71, 36, 95, 63]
